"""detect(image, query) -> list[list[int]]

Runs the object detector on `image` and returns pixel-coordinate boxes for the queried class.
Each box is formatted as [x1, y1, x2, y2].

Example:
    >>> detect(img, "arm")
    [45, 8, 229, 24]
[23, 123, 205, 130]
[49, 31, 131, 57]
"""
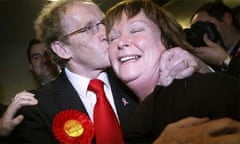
[0, 91, 38, 136]
[192, 34, 239, 77]
[193, 34, 229, 66]
[158, 47, 211, 86]
[154, 117, 240, 144]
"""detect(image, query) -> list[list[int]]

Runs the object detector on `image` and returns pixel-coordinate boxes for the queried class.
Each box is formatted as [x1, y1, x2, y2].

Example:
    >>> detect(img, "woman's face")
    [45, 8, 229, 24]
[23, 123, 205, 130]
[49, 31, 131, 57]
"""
[108, 11, 166, 89]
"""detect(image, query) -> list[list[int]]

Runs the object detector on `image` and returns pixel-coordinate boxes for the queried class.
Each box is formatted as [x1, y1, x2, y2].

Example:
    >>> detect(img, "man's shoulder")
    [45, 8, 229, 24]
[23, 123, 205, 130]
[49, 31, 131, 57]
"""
[32, 71, 70, 96]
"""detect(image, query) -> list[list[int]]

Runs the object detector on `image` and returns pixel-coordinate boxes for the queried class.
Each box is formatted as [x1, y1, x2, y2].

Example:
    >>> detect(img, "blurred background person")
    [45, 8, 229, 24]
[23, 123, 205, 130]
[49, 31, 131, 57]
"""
[0, 38, 62, 139]
[232, 5, 240, 28]
[27, 38, 61, 86]
[190, 2, 240, 77]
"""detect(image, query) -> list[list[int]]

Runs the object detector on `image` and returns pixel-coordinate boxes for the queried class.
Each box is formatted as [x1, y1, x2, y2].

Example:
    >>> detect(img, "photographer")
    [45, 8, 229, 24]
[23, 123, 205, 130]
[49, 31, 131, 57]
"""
[189, 2, 240, 77]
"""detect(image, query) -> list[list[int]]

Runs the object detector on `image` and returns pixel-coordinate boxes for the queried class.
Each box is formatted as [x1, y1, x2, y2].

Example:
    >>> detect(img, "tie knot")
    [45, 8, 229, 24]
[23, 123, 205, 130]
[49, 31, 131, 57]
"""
[88, 79, 104, 93]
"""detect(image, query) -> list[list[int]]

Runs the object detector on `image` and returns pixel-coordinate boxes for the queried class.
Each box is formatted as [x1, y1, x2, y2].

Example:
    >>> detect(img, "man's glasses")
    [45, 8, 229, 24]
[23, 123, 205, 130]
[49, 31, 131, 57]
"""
[63, 19, 105, 38]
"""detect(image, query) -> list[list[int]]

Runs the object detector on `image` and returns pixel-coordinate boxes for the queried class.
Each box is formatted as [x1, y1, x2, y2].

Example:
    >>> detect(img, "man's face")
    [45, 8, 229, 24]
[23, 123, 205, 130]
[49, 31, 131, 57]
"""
[60, 2, 110, 76]
[29, 43, 59, 83]
[191, 11, 228, 45]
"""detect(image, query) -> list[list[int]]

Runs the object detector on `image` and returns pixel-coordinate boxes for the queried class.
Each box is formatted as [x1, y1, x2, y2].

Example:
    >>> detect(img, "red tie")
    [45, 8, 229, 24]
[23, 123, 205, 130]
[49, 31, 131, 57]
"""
[88, 79, 124, 144]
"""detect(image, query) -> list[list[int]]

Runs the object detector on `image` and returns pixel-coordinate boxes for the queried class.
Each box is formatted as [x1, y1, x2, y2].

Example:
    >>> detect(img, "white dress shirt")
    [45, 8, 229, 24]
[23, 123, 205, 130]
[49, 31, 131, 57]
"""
[65, 68, 119, 122]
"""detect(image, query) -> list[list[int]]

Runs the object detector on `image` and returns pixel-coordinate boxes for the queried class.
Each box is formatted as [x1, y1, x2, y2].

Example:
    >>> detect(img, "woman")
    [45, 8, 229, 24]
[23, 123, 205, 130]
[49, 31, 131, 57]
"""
[105, 0, 239, 142]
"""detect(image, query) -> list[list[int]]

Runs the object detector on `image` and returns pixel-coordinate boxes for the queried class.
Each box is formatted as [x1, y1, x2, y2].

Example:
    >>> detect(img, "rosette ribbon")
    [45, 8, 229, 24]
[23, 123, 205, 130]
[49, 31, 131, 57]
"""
[52, 109, 94, 144]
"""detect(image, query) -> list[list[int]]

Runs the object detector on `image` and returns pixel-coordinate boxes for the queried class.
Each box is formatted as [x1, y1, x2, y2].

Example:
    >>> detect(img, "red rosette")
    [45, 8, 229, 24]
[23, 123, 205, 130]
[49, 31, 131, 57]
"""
[52, 109, 94, 144]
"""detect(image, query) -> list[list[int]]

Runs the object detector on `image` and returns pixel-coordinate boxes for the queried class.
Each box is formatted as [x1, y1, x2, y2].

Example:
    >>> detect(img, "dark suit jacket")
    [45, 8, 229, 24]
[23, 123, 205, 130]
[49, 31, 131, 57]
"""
[227, 41, 239, 77]
[228, 56, 240, 77]
[124, 73, 240, 143]
[8, 69, 138, 143]
[212, 42, 240, 78]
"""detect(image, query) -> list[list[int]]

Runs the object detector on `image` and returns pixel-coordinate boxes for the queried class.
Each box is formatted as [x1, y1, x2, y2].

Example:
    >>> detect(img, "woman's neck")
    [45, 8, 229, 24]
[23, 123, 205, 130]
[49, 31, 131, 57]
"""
[127, 73, 159, 102]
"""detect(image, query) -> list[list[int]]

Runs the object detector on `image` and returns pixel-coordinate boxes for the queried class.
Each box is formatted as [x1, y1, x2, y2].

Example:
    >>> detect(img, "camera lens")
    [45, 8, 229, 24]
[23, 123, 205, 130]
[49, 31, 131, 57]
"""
[184, 21, 221, 47]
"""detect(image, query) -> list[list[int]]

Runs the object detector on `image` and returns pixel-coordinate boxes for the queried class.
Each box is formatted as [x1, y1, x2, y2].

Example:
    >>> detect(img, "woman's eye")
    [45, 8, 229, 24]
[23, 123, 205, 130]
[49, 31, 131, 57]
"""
[131, 28, 143, 33]
[109, 35, 119, 42]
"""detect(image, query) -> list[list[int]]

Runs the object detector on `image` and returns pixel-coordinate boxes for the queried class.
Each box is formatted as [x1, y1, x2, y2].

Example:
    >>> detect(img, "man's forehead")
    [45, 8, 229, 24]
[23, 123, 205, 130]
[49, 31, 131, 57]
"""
[192, 11, 212, 24]
[61, 1, 104, 29]
[66, 1, 99, 13]
[63, 1, 103, 20]
[30, 48, 45, 57]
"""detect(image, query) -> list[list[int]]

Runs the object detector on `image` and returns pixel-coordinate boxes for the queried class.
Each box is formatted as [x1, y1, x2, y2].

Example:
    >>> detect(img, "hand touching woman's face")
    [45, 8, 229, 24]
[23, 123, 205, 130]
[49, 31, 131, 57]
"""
[108, 11, 166, 98]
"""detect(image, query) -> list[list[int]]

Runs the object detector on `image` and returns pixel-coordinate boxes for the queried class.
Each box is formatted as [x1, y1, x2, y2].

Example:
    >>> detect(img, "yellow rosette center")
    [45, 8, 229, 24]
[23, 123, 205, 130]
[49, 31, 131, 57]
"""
[64, 119, 84, 137]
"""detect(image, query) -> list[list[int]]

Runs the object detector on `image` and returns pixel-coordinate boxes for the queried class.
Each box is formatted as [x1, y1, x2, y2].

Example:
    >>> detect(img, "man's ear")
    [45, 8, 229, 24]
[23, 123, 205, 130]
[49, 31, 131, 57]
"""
[222, 12, 233, 26]
[51, 41, 72, 59]
[29, 64, 33, 72]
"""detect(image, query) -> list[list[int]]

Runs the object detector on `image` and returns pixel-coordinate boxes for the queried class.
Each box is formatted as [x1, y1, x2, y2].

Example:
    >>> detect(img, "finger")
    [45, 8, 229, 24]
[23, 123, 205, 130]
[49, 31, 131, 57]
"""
[203, 34, 219, 47]
[170, 49, 197, 69]
[159, 49, 176, 71]
[205, 118, 240, 135]
[13, 92, 38, 106]
[160, 50, 173, 68]
[10, 115, 24, 127]
[14, 96, 38, 104]
[192, 49, 212, 61]
[159, 50, 173, 86]
[5, 97, 38, 118]
[175, 67, 195, 79]
[182, 52, 198, 68]
[168, 57, 196, 79]
[158, 75, 173, 87]
[168, 60, 190, 78]
[14, 91, 35, 101]
[1, 115, 25, 136]
[10, 99, 38, 113]
[211, 133, 240, 144]
[174, 117, 209, 128]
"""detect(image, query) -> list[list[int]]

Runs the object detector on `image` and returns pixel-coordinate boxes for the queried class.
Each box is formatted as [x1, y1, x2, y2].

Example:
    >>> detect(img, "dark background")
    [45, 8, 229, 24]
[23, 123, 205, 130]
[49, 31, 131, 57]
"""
[0, 0, 239, 104]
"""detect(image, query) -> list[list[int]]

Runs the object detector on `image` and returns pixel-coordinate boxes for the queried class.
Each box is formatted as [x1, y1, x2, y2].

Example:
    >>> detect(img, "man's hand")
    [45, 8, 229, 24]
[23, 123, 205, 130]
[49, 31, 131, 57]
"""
[0, 91, 38, 136]
[154, 117, 240, 144]
[158, 47, 198, 86]
[159, 47, 208, 86]
[192, 34, 229, 65]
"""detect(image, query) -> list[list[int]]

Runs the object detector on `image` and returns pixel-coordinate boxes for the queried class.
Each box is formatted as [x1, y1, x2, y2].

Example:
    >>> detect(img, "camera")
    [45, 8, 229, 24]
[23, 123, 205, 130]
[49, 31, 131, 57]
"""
[184, 21, 221, 47]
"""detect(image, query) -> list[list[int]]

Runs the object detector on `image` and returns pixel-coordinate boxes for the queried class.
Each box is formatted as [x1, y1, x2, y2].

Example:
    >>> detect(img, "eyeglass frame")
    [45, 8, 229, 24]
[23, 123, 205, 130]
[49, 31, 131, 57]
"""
[63, 19, 105, 38]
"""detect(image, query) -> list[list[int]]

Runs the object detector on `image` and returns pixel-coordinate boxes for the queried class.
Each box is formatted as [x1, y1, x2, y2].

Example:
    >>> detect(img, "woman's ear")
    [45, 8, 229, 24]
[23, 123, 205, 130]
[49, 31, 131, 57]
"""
[51, 41, 72, 59]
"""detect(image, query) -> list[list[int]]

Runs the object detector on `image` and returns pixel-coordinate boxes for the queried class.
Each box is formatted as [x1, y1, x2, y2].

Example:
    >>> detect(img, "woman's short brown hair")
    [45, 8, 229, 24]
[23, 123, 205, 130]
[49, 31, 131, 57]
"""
[105, 0, 192, 50]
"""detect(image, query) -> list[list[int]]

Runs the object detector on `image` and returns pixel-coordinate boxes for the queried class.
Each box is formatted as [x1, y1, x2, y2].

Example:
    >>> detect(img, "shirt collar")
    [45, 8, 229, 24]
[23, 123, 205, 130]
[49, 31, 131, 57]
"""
[64, 67, 110, 96]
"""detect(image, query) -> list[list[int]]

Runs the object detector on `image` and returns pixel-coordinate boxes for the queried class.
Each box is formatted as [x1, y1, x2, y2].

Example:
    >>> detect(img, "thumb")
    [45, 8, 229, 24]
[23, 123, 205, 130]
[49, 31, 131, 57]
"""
[11, 115, 24, 126]
[203, 34, 218, 48]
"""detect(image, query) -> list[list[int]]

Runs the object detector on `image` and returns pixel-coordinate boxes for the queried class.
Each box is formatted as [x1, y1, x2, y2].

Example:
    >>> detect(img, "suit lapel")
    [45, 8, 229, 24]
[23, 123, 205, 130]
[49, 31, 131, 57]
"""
[36, 70, 89, 127]
[52, 71, 88, 114]
[107, 69, 138, 133]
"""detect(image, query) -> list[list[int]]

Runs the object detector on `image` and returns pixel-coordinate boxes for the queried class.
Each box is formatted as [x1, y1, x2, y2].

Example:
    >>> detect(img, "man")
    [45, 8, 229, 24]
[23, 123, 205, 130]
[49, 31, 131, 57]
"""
[191, 2, 240, 77]
[0, 38, 61, 138]
[8, 0, 237, 143]
[233, 5, 240, 28]
[27, 38, 61, 86]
